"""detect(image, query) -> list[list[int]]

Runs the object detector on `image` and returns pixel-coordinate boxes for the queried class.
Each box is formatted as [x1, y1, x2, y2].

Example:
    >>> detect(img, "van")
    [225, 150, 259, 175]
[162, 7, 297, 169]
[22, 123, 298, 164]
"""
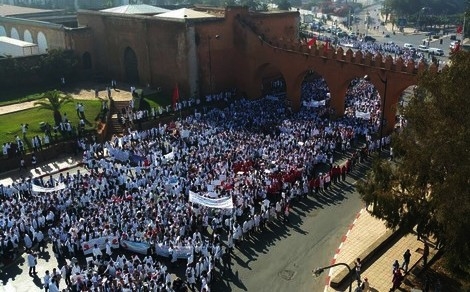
[403, 43, 414, 49]
[428, 48, 444, 56]
[418, 45, 429, 52]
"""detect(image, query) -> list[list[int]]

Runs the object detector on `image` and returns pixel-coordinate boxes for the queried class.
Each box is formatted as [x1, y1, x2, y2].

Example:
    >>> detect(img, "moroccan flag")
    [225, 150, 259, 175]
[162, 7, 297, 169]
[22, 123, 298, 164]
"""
[172, 83, 179, 110]
[457, 25, 463, 34]
[307, 37, 317, 47]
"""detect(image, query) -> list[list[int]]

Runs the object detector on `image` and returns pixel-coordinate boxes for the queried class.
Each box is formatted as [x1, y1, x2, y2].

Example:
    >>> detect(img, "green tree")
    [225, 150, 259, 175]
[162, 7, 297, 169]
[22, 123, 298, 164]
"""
[277, 0, 292, 11]
[357, 51, 470, 271]
[36, 49, 79, 85]
[34, 90, 74, 126]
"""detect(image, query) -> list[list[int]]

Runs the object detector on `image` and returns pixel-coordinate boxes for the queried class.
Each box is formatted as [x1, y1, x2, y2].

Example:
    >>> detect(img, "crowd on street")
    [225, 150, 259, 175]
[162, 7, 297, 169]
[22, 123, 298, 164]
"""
[0, 78, 391, 292]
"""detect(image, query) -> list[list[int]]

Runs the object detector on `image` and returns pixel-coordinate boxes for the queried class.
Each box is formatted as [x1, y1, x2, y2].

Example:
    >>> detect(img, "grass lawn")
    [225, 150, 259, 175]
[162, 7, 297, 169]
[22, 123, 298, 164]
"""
[139, 92, 171, 111]
[0, 99, 102, 149]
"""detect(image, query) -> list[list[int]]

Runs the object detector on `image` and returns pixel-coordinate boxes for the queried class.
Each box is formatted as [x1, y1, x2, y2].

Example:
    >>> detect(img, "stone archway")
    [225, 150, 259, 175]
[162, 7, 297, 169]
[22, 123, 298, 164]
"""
[82, 52, 92, 70]
[10, 27, 19, 39]
[37, 31, 48, 53]
[343, 77, 381, 128]
[123, 47, 139, 84]
[0, 26, 6, 36]
[299, 70, 331, 110]
[24, 29, 33, 43]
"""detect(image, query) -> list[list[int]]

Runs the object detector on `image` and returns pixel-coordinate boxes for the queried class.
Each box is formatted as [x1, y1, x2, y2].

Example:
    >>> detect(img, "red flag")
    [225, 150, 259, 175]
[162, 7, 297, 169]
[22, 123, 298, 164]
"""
[172, 83, 179, 110]
[457, 25, 463, 34]
[307, 37, 317, 47]
[323, 41, 329, 53]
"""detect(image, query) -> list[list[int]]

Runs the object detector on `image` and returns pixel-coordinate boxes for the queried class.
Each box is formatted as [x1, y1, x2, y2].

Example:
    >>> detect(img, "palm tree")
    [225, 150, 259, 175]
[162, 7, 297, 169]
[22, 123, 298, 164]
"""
[34, 90, 74, 126]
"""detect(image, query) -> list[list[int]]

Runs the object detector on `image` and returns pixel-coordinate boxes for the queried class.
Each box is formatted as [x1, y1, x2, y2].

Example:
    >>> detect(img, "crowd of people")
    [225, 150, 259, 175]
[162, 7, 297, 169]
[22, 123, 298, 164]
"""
[0, 78, 391, 291]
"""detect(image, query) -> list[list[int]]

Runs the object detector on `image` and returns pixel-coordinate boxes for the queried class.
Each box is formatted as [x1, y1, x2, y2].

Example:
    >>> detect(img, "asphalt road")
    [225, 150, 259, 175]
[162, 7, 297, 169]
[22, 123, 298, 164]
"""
[213, 164, 368, 292]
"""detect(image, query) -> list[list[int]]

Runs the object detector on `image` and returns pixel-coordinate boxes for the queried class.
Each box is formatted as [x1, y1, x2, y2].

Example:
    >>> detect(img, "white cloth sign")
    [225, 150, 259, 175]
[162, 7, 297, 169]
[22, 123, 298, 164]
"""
[81, 236, 119, 255]
[189, 191, 233, 209]
[32, 183, 66, 193]
[121, 240, 150, 255]
[355, 111, 371, 120]
[155, 244, 192, 259]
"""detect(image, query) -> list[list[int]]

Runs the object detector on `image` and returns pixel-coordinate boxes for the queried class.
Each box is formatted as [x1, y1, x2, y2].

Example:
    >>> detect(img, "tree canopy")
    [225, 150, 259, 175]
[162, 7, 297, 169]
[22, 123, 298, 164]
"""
[34, 90, 74, 126]
[357, 51, 470, 271]
[383, 0, 465, 16]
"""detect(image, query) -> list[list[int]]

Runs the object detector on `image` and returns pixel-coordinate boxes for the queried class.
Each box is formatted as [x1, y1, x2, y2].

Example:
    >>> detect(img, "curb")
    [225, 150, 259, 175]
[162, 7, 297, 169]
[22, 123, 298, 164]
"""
[324, 208, 365, 292]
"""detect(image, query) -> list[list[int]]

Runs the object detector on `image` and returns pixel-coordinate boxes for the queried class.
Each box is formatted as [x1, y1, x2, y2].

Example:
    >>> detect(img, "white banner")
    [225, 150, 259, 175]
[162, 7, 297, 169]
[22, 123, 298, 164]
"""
[162, 151, 174, 163]
[189, 191, 233, 209]
[81, 236, 119, 255]
[32, 183, 66, 193]
[121, 240, 150, 255]
[108, 148, 129, 162]
[303, 100, 326, 108]
[355, 111, 371, 120]
[155, 244, 193, 259]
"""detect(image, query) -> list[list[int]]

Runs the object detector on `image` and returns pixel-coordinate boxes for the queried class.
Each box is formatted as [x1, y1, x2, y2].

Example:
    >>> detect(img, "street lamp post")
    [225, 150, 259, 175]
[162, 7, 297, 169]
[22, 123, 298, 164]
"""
[207, 35, 220, 99]
[313, 263, 353, 292]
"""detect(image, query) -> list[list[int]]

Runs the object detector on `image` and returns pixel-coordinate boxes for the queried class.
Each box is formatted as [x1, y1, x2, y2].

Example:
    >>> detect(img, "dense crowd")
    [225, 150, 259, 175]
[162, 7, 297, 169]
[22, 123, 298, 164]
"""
[0, 79, 391, 292]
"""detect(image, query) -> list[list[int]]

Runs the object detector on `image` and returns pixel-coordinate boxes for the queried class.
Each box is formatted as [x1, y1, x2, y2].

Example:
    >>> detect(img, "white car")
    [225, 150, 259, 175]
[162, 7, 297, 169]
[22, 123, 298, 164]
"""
[428, 47, 444, 56]
[403, 43, 414, 49]
[418, 45, 429, 52]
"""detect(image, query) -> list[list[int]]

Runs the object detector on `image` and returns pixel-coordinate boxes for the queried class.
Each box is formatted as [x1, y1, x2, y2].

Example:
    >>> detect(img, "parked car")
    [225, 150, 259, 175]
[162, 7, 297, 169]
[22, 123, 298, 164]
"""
[362, 36, 376, 42]
[418, 45, 429, 52]
[403, 43, 414, 49]
[428, 47, 444, 56]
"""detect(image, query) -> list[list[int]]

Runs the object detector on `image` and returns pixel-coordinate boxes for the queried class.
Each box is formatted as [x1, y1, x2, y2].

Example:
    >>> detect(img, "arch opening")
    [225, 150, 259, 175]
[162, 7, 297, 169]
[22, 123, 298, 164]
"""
[10, 27, 19, 39]
[0, 26, 6, 37]
[124, 47, 139, 84]
[24, 30, 33, 43]
[300, 70, 331, 110]
[343, 77, 382, 137]
[395, 84, 418, 131]
[37, 32, 48, 53]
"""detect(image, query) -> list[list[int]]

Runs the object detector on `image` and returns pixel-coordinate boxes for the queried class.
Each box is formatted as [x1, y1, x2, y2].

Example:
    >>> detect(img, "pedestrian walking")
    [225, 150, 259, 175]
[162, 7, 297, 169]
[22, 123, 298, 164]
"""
[361, 277, 370, 292]
[392, 259, 400, 273]
[355, 257, 362, 283]
[43, 270, 51, 292]
[423, 242, 429, 266]
[390, 269, 403, 291]
[283, 204, 290, 224]
[222, 248, 232, 274]
[31, 154, 37, 169]
[402, 249, 411, 272]
[27, 250, 37, 276]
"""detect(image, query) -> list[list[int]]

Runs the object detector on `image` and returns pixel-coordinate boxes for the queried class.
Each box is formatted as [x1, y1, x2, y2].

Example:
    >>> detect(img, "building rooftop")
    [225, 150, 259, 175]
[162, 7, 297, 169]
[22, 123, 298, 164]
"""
[0, 36, 37, 47]
[0, 4, 54, 17]
[154, 8, 217, 20]
[101, 4, 169, 15]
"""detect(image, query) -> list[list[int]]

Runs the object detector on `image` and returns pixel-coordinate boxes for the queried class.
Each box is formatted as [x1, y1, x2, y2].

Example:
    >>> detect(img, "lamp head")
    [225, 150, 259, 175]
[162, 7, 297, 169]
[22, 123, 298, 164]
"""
[313, 267, 324, 277]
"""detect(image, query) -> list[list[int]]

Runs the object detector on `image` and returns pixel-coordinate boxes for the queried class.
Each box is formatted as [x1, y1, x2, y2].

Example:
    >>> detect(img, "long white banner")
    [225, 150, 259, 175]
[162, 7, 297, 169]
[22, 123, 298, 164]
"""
[189, 191, 233, 209]
[155, 244, 193, 259]
[81, 236, 120, 255]
[121, 240, 150, 255]
[32, 183, 66, 193]
[355, 111, 371, 120]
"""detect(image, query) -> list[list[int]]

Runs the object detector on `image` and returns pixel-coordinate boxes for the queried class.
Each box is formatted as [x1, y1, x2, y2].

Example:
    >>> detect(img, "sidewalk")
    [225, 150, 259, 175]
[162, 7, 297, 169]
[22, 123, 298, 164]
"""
[325, 209, 437, 292]
[0, 155, 83, 186]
